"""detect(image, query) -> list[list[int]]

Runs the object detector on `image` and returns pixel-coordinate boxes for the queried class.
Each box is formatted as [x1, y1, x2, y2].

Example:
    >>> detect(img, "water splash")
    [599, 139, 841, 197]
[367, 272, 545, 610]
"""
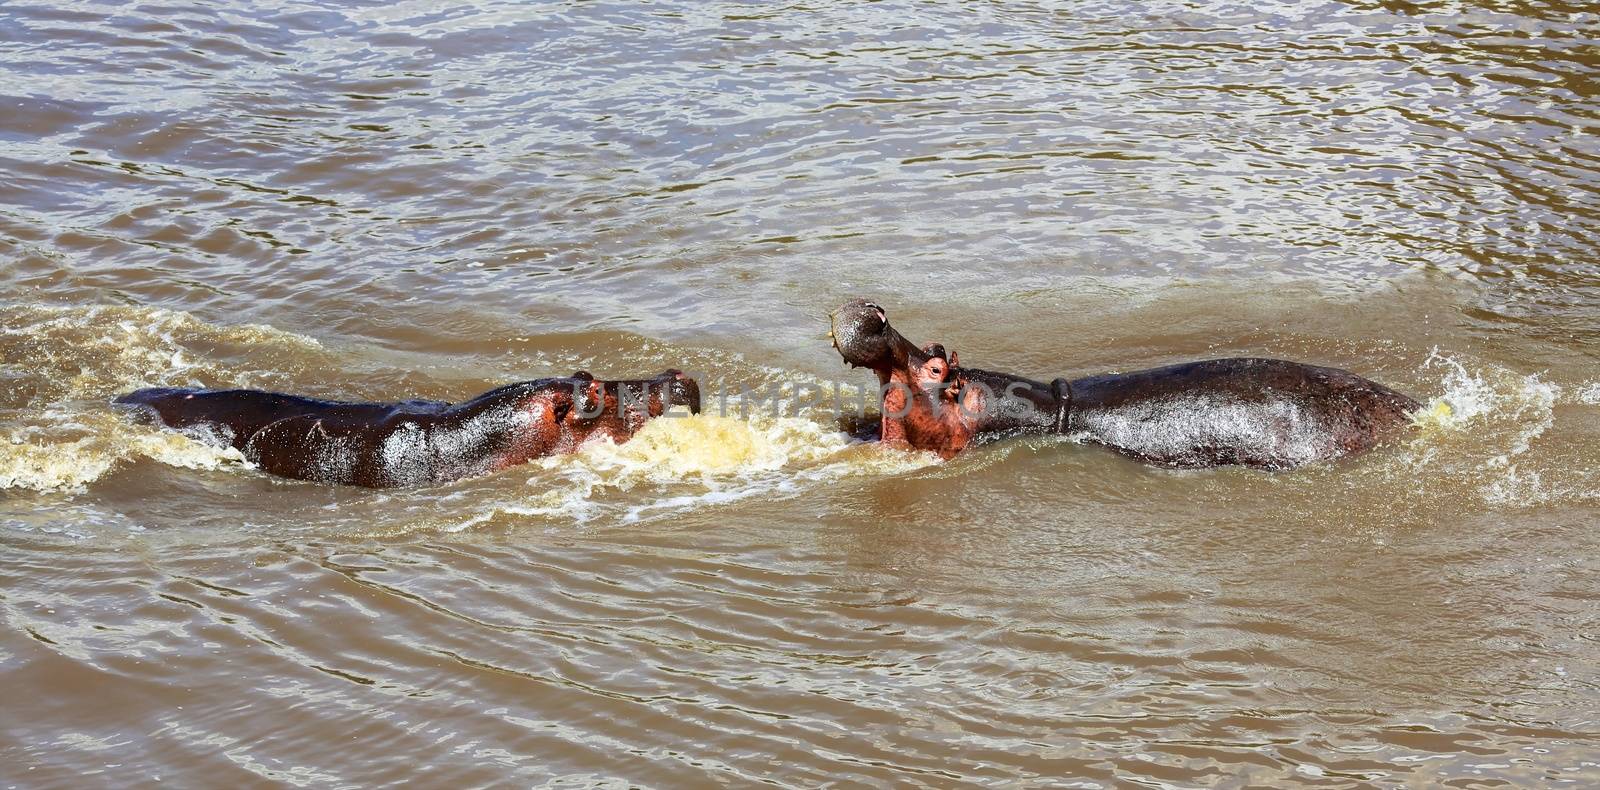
[0, 411, 251, 492]
[1574, 381, 1600, 406]
[0, 303, 316, 491]
[1418, 349, 1558, 453]
[502, 412, 934, 526]
[1406, 350, 1585, 507]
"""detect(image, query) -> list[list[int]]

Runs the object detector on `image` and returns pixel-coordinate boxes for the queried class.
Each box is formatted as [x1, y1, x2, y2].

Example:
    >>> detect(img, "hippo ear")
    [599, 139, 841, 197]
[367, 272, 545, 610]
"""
[571, 370, 594, 381]
[948, 350, 959, 369]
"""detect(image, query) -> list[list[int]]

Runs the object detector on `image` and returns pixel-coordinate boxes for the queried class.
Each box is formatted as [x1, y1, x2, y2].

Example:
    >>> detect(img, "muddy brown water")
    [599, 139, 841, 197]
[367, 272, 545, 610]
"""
[3, 1, 1599, 786]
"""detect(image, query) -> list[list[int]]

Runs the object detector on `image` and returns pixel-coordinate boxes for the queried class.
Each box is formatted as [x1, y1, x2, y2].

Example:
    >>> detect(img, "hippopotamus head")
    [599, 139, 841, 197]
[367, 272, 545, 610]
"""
[380, 368, 705, 478]
[830, 298, 925, 378]
[556, 368, 701, 446]
[830, 300, 988, 457]
[830, 298, 1065, 458]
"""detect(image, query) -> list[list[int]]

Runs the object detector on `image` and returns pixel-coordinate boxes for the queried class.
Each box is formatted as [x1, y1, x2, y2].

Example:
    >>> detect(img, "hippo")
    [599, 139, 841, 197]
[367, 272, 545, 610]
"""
[829, 299, 1419, 469]
[114, 370, 701, 487]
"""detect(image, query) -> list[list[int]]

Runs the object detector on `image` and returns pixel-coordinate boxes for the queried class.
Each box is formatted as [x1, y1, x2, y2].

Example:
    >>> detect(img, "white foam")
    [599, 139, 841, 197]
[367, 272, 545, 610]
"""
[1408, 351, 1582, 507]
[0, 413, 250, 493]
[0, 303, 318, 491]
[1574, 381, 1600, 405]
[516, 412, 933, 524]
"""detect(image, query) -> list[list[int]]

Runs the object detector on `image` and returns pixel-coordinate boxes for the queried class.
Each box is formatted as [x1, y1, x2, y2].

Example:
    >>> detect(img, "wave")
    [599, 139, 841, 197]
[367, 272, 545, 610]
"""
[0, 303, 318, 491]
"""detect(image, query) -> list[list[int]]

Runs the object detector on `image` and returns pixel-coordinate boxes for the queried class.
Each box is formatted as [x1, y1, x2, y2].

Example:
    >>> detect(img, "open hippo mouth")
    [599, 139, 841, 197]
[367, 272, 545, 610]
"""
[829, 298, 925, 378]
[830, 298, 997, 456]
[829, 297, 1077, 457]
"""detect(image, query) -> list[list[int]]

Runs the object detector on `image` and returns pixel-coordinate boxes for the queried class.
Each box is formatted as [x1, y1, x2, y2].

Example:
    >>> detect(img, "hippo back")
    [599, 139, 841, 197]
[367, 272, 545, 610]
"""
[1065, 358, 1419, 469]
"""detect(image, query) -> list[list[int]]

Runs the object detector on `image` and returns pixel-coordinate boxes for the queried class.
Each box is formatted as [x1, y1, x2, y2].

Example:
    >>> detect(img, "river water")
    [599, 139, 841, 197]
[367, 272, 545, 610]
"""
[3, 0, 1598, 786]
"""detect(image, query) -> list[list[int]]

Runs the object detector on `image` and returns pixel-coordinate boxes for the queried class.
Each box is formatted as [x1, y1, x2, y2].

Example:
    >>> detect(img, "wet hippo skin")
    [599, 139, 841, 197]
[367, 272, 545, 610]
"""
[114, 370, 701, 487]
[829, 299, 1419, 468]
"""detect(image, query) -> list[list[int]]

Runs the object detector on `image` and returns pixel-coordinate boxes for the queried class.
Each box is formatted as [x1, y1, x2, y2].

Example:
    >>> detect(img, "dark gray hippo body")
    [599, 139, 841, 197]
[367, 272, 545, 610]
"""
[829, 298, 1419, 469]
[114, 371, 700, 487]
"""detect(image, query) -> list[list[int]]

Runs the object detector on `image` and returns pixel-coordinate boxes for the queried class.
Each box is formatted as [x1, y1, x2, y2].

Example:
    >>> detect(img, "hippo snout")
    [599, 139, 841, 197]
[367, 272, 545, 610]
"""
[831, 299, 900, 371]
[659, 369, 701, 415]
